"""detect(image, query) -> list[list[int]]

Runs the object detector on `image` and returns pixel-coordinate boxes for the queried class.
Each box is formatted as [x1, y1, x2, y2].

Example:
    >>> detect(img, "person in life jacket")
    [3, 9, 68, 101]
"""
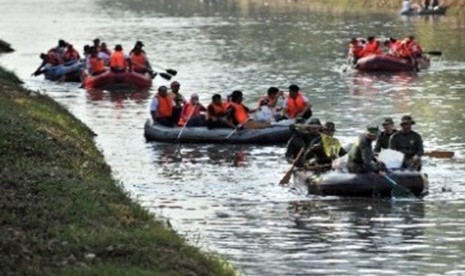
[178, 93, 207, 127]
[129, 41, 146, 55]
[226, 90, 270, 129]
[282, 84, 312, 120]
[150, 85, 175, 127]
[32, 53, 55, 76]
[348, 38, 365, 64]
[207, 94, 234, 129]
[255, 87, 283, 122]
[54, 39, 68, 58]
[360, 36, 382, 57]
[130, 47, 151, 74]
[63, 44, 80, 63]
[168, 81, 186, 125]
[110, 44, 130, 73]
[404, 35, 423, 58]
[92, 38, 101, 52]
[87, 46, 107, 76]
[385, 37, 402, 57]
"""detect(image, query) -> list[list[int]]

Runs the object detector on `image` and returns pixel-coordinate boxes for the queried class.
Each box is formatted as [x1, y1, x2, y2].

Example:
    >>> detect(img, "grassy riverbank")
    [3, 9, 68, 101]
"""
[0, 66, 235, 275]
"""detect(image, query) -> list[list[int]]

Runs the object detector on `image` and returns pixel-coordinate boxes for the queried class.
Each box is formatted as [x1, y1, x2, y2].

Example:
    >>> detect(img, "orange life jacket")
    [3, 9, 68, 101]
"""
[178, 102, 202, 126]
[398, 43, 411, 59]
[286, 93, 307, 119]
[229, 102, 249, 125]
[361, 41, 381, 57]
[89, 56, 106, 74]
[130, 53, 146, 72]
[63, 49, 79, 62]
[110, 51, 127, 70]
[349, 42, 364, 59]
[156, 95, 173, 118]
[207, 102, 228, 120]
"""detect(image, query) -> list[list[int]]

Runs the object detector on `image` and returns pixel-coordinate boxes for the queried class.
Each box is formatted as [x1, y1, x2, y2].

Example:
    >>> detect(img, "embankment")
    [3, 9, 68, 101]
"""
[0, 66, 235, 275]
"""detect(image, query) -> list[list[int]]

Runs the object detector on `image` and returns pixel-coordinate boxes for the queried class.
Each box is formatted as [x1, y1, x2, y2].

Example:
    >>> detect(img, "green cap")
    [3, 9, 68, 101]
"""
[307, 118, 321, 126]
[366, 125, 379, 135]
[382, 117, 394, 125]
[400, 115, 415, 125]
[324, 121, 335, 131]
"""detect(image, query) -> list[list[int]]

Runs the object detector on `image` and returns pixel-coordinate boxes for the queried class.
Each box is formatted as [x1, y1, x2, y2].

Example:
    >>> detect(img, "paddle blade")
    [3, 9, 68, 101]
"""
[279, 170, 292, 185]
[166, 69, 177, 76]
[383, 173, 416, 199]
[426, 51, 442, 56]
[424, 151, 454, 158]
[159, 72, 172, 80]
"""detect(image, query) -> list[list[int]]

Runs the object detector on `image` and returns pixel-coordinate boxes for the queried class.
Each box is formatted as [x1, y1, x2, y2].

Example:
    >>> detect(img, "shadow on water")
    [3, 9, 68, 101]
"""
[86, 88, 151, 103]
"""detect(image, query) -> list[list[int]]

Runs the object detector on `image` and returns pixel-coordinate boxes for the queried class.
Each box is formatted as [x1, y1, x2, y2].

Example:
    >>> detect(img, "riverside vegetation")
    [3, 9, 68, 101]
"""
[0, 66, 235, 275]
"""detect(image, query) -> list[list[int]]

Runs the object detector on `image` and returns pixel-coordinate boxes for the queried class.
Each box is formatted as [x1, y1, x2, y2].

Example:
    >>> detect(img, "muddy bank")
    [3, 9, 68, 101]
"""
[0, 66, 235, 275]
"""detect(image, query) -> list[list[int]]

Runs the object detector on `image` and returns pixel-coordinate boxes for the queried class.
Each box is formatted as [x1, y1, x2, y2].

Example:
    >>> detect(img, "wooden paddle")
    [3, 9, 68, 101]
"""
[279, 147, 305, 185]
[224, 118, 251, 140]
[424, 151, 454, 158]
[131, 61, 172, 80]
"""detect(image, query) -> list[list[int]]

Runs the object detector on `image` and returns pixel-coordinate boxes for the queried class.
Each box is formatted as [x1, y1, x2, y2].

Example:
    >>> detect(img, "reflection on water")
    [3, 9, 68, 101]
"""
[1, 0, 465, 275]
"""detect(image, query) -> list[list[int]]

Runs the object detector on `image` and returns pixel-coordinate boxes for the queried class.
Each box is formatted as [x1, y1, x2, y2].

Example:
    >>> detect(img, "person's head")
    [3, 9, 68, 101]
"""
[382, 117, 395, 133]
[135, 41, 144, 49]
[400, 115, 415, 133]
[267, 87, 279, 98]
[366, 125, 379, 141]
[170, 81, 180, 93]
[66, 44, 74, 50]
[288, 84, 300, 98]
[39, 53, 47, 60]
[190, 93, 199, 104]
[101, 42, 108, 50]
[307, 118, 322, 134]
[384, 40, 390, 47]
[390, 37, 397, 43]
[158, 85, 168, 97]
[89, 46, 98, 56]
[93, 38, 100, 46]
[83, 45, 90, 54]
[114, 44, 123, 51]
[212, 94, 222, 105]
[231, 90, 243, 103]
[323, 121, 336, 136]
[58, 39, 67, 47]
[408, 35, 415, 41]
[367, 36, 375, 42]
[133, 47, 142, 55]
[350, 37, 358, 45]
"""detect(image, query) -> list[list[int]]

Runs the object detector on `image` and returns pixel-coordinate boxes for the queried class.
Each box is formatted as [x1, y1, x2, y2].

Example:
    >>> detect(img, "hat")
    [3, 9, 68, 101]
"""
[382, 117, 394, 125]
[324, 121, 335, 131]
[366, 125, 379, 135]
[400, 115, 415, 125]
[307, 118, 321, 126]
[190, 93, 199, 100]
[136, 41, 144, 46]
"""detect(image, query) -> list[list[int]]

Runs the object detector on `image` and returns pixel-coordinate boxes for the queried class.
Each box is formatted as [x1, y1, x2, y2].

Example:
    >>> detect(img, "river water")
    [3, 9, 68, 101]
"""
[2, 0, 465, 275]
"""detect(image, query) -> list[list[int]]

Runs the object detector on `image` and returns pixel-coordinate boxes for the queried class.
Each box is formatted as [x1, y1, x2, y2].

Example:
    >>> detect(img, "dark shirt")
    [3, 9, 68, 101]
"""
[374, 129, 397, 153]
[347, 134, 378, 173]
[226, 103, 250, 126]
[389, 130, 424, 159]
[285, 126, 321, 165]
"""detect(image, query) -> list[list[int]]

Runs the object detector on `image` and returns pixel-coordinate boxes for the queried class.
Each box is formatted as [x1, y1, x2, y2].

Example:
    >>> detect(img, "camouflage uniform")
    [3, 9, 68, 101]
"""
[347, 133, 379, 173]
[374, 129, 397, 153]
[389, 130, 423, 169]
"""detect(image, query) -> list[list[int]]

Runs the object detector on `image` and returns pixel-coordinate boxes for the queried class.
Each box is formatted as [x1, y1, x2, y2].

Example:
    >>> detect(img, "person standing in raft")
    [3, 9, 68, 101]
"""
[150, 85, 175, 127]
[285, 118, 323, 166]
[282, 84, 312, 120]
[130, 47, 151, 74]
[206, 94, 234, 129]
[226, 90, 270, 129]
[389, 115, 424, 171]
[178, 93, 207, 127]
[347, 125, 385, 174]
[374, 117, 398, 154]
[348, 38, 365, 65]
[168, 81, 186, 125]
[110, 44, 130, 73]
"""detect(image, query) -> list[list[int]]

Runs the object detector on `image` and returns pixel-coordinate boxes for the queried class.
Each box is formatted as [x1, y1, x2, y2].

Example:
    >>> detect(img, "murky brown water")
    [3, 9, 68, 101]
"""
[1, 0, 465, 274]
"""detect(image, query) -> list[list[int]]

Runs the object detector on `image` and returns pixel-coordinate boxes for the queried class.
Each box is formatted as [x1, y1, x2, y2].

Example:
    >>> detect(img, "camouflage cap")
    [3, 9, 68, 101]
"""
[400, 115, 415, 125]
[324, 121, 335, 131]
[366, 125, 380, 135]
[307, 118, 321, 126]
[382, 117, 394, 125]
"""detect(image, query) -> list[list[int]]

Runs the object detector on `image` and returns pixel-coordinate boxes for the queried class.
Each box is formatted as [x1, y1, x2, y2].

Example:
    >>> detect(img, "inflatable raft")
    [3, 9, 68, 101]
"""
[400, 6, 447, 16]
[144, 119, 293, 144]
[354, 54, 430, 73]
[83, 71, 152, 91]
[294, 170, 428, 198]
[44, 61, 84, 82]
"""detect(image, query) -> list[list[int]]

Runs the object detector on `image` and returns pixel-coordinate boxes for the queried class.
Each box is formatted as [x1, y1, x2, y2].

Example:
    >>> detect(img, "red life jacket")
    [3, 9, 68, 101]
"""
[286, 93, 307, 118]
[229, 102, 249, 125]
[110, 51, 127, 70]
[130, 53, 146, 72]
[156, 95, 173, 118]
[89, 56, 106, 74]
[178, 102, 202, 126]
[361, 41, 381, 57]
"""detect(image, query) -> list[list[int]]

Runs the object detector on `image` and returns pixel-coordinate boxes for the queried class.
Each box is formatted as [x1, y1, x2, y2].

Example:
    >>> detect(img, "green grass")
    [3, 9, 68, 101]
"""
[0, 66, 236, 275]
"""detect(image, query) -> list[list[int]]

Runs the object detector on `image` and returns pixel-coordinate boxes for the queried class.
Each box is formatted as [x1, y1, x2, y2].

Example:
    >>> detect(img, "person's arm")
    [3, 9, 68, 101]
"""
[361, 141, 379, 172]
[388, 134, 398, 151]
[32, 60, 47, 76]
[297, 96, 312, 118]
[374, 137, 382, 153]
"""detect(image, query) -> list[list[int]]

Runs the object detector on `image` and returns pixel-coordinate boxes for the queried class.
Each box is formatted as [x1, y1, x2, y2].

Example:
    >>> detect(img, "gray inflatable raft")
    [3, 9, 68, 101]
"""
[144, 119, 293, 144]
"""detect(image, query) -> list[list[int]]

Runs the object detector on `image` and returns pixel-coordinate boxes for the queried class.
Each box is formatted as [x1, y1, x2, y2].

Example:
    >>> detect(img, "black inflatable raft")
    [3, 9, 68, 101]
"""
[294, 170, 428, 198]
[144, 119, 293, 144]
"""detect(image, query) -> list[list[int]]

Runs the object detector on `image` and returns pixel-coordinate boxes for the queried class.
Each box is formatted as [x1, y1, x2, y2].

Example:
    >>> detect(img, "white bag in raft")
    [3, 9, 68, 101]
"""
[332, 154, 348, 171]
[378, 149, 405, 169]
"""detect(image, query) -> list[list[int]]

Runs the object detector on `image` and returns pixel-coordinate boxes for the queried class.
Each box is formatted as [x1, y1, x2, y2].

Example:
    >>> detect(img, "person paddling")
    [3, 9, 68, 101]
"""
[87, 46, 107, 76]
[110, 44, 130, 73]
[389, 115, 424, 171]
[206, 94, 234, 129]
[285, 118, 322, 166]
[347, 125, 386, 174]
[282, 84, 312, 120]
[226, 90, 270, 129]
[178, 93, 207, 127]
[150, 86, 175, 127]
[168, 81, 186, 125]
